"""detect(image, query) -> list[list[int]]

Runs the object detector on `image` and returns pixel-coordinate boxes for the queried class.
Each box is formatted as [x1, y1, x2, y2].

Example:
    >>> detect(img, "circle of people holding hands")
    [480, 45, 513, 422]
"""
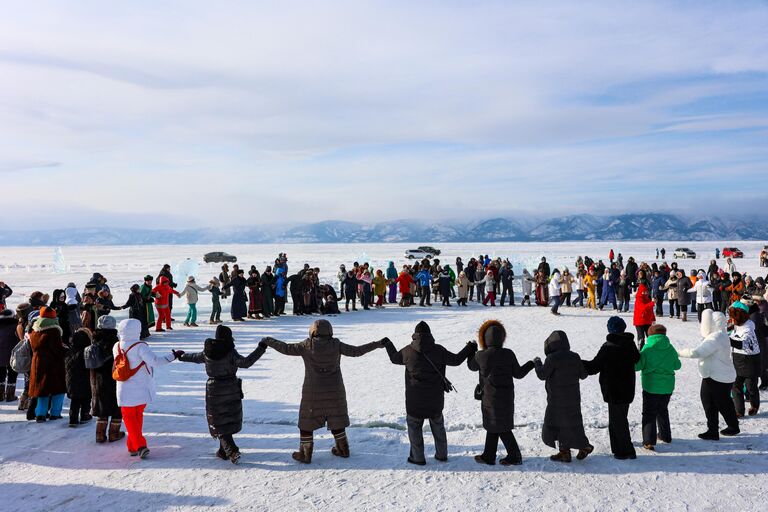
[0, 248, 766, 467]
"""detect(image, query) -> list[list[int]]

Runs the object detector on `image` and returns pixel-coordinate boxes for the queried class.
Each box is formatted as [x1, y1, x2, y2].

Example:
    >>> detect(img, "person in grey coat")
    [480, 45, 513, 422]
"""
[263, 320, 386, 463]
[178, 325, 268, 464]
[534, 330, 593, 463]
[384, 321, 476, 465]
[469, 320, 535, 466]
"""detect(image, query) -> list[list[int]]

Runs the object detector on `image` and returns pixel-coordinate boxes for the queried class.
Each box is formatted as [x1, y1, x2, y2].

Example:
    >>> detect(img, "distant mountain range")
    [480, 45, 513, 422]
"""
[0, 214, 766, 246]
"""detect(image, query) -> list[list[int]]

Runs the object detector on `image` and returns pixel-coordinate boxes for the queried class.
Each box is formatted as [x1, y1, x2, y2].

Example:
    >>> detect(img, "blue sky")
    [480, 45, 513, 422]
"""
[1, 1, 767, 228]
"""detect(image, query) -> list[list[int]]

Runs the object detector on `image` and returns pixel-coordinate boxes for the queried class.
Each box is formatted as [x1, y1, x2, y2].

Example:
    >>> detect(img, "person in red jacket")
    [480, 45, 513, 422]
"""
[152, 276, 180, 332]
[395, 268, 414, 307]
[609, 249, 615, 263]
[633, 282, 656, 349]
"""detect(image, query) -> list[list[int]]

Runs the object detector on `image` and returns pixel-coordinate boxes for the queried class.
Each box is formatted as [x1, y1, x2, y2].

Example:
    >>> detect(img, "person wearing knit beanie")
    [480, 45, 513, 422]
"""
[607, 316, 627, 334]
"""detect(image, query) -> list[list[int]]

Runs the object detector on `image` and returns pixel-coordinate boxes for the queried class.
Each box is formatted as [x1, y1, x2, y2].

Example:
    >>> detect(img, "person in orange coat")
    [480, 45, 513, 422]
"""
[633, 280, 656, 349]
[152, 276, 180, 332]
[395, 268, 414, 307]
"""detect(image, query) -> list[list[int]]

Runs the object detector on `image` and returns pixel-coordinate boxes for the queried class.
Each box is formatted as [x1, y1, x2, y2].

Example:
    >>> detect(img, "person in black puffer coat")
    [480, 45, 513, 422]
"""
[534, 330, 593, 463]
[384, 321, 475, 465]
[90, 316, 125, 443]
[582, 316, 640, 459]
[468, 320, 535, 466]
[65, 327, 93, 426]
[178, 325, 268, 464]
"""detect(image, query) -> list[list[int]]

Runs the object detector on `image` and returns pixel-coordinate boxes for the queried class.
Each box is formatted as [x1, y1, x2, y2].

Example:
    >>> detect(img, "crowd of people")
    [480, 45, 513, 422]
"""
[0, 248, 766, 467]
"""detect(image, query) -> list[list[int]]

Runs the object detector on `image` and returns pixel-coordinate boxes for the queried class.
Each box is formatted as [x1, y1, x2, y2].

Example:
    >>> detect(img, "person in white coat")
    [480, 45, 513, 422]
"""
[520, 269, 534, 306]
[114, 318, 179, 458]
[548, 269, 562, 315]
[693, 271, 714, 322]
[678, 309, 739, 440]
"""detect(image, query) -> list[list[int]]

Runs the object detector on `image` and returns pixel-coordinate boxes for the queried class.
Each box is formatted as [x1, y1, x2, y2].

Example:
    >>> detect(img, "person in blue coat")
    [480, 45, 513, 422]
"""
[416, 268, 433, 306]
[274, 267, 287, 315]
[386, 262, 398, 304]
[599, 269, 618, 310]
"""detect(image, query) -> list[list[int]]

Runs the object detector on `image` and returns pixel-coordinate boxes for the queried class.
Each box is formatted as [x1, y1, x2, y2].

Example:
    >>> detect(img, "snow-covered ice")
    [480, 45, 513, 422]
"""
[1, 242, 767, 511]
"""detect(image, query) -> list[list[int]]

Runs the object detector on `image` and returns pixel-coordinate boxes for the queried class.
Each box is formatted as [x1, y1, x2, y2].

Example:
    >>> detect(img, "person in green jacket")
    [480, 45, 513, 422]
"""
[635, 324, 681, 450]
[139, 275, 155, 327]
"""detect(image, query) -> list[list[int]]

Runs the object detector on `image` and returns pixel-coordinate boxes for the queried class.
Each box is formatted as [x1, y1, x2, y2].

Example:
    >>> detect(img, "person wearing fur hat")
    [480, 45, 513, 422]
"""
[583, 317, 640, 459]
[114, 318, 180, 458]
[209, 277, 222, 324]
[534, 331, 593, 462]
[122, 284, 150, 339]
[65, 326, 93, 426]
[178, 276, 210, 327]
[635, 324, 681, 449]
[468, 320, 534, 466]
[178, 325, 269, 464]
[384, 321, 476, 465]
[139, 276, 156, 328]
[0, 309, 19, 401]
[728, 300, 761, 416]
[262, 320, 387, 463]
[678, 309, 739, 440]
[219, 264, 231, 300]
[90, 315, 125, 443]
[29, 307, 67, 422]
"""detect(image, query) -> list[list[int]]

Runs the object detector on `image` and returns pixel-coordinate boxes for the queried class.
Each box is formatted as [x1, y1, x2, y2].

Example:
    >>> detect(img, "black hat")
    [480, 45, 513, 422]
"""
[607, 316, 627, 334]
[215, 324, 234, 343]
[414, 321, 431, 334]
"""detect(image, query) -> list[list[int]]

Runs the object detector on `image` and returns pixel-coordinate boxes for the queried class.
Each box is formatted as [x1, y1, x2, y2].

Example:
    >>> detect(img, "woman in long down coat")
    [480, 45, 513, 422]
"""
[90, 316, 125, 443]
[263, 320, 386, 463]
[29, 307, 67, 422]
[468, 320, 535, 466]
[178, 325, 268, 464]
[223, 269, 247, 321]
[534, 330, 593, 462]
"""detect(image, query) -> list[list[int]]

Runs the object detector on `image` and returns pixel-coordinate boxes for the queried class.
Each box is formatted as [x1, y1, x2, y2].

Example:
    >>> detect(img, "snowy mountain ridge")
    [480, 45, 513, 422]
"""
[0, 214, 765, 246]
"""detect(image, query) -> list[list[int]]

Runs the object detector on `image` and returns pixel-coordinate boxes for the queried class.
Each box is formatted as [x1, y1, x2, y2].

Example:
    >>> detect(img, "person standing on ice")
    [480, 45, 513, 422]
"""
[386, 262, 398, 303]
[415, 266, 433, 307]
[29, 307, 67, 422]
[520, 269, 534, 306]
[156, 264, 177, 320]
[534, 330, 593, 463]
[177, 325, 268, 464]
[469, 320, 534, 466]
[140, 275, 155, 329]
[728, 300, 761, 416]
[122, 284, 150, 340]
[114, 318, 179, 459]
[635, 324, 681, 450]
[223, 269, 247, 321]
[678, 309, 739, 440]
[396, 267, 414, 307]
[598, 269, 617, 310]
[583, 317, 640, 459]
[548, 269, 562, 315]
[90, 315, 126, 444]
[178, 276, 210, 327]
[262, 320, 387, 463]
[384, 321, 475, 465]
[152, 276, 180, 331]
[633, 280, 656, 349]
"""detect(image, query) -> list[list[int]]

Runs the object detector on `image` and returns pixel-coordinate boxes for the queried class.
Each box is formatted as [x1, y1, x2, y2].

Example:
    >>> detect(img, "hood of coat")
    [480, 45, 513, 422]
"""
[643, 333, 671, 351]
[65, 287, 79, 305]
[478, 319, 506, 349]
[411, 332, 435, 353]
[700, 309, 727, 338]
[309, 319, 333, 338]
[72, 327, 93, 349]
[204, 337, 235, 360]
[606, 332, 635, 347]
[159, 276, 170, 286]
[117, 318, 141, 343]
[544, 330, 570, 355]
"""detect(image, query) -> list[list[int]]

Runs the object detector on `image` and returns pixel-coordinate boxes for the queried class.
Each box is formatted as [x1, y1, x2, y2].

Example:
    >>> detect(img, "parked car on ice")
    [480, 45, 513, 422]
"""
[405, 249, 435, 259]
[722, 247, 744, 258]
[673, 248, 696, 259]
[203, 251, 238, 263]
[416, 246, 441, 256]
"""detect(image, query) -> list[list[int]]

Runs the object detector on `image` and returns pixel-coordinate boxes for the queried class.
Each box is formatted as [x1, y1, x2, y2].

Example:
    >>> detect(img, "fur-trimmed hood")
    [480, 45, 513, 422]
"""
[478, 319, 506, 349]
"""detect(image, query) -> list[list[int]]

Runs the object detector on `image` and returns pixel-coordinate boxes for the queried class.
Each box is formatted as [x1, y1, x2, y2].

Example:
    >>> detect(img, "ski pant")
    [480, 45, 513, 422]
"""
[419, 286, 431, 306]
[641, 391, 671, 445]
[388, 283, 397, 303]
[701, 378, 738, 433]
[122, 404, 147, 453]
[636, 325, 650, 349]
[376, 295, 384, 306]
[184, 304, 197, 324]
[733, 374, 760, 415]
[406, 414, 447, 463]
[608, 403, 635, 457]
[35, 394, 64, 418]
[0, 366, 17, 386]
[210, 300, 221, 322]
[480, 430, 521, 463]
[156, 306, 171, 330]
[219, 434, 239, 457]
[69, 397, 91, 424]
[483, 291, 496, 306]
[697, 303, 713, 322]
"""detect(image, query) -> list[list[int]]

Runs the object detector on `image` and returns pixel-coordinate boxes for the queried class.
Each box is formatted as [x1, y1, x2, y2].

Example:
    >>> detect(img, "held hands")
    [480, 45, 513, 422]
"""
[533, 356, 542, 366]
[379, 337, 392, 348]
[466, 340, 478, 352]
[258, 338, 269, 349]
[172, 350, 185, 360]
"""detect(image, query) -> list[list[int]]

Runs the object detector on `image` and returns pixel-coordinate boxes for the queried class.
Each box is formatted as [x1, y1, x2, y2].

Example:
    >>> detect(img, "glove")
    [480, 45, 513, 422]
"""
[467, 341, 478, 352]
[172, 350, 185, 359]
[258, 340, 268, 349]
[533, 356, 542, 365]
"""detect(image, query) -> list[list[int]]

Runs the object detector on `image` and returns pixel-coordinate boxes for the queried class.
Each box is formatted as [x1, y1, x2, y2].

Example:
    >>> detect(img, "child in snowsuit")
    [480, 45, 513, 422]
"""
[263, 320, 386, 463]
[152, 276, 180, 331]
[209, 278, 222, 324]
[178, 325, 268, 464]
[534, 330, 593, 462]
[385, 321, 475, 465]
[635, 324, 681, 450]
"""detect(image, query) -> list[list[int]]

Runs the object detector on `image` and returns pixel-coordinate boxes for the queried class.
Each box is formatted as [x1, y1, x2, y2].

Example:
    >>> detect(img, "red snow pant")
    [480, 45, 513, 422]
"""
[376, 295, 384, 306]
[121, 404, 147, 453]
[156, 306, 171, 330]
[483, 292, 496, 306]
